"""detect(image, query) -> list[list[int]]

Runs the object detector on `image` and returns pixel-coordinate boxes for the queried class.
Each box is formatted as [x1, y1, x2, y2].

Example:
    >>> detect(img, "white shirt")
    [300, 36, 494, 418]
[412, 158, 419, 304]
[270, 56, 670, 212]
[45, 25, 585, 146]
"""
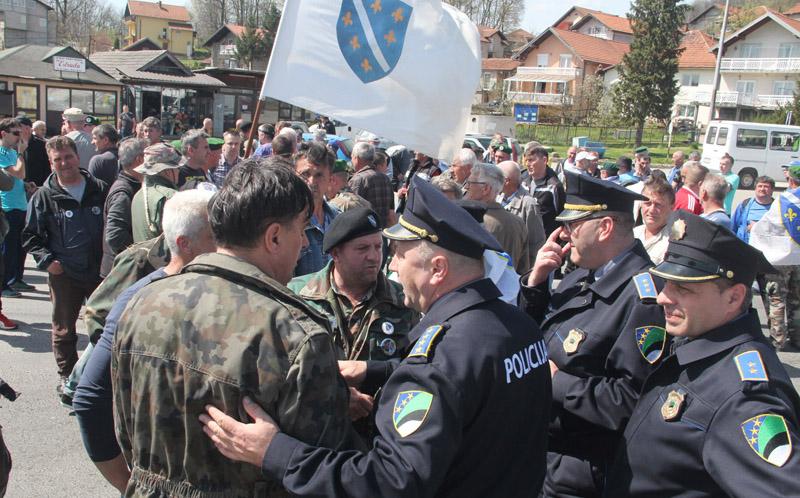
[633, 223, 671, 265]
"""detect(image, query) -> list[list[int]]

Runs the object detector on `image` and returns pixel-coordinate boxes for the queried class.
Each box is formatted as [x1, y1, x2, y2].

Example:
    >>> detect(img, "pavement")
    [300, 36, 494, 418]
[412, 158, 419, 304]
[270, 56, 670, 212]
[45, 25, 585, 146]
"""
[1, 186, 800, 496]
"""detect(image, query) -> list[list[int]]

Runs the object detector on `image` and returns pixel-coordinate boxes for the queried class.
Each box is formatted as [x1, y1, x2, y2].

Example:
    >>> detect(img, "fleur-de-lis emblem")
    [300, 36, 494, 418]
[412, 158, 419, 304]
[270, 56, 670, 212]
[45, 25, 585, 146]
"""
[785, 208, 797, 222]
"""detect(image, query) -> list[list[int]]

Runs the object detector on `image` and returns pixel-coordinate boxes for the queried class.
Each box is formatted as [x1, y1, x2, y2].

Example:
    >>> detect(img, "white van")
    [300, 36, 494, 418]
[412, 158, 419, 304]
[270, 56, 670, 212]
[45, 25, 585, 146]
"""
[701, 120, 800, 189]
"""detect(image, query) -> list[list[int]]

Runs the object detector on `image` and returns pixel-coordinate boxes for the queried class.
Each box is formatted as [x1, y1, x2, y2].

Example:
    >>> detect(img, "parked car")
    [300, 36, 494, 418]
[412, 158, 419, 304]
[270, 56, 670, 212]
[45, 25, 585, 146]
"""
[701, 120, 800, 189]
[571, 136, 606, 158]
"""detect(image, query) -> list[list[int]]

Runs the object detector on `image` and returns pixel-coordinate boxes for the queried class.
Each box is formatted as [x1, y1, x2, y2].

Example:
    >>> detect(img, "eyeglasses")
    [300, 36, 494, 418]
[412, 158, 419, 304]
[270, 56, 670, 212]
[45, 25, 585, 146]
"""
[562, 217, 602, 235]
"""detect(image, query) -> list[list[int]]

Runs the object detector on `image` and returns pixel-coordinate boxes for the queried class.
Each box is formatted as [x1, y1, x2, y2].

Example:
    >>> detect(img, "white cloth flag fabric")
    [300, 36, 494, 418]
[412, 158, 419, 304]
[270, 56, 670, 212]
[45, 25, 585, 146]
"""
[261, 0, 481, 161]
[750, 190, 800, 266]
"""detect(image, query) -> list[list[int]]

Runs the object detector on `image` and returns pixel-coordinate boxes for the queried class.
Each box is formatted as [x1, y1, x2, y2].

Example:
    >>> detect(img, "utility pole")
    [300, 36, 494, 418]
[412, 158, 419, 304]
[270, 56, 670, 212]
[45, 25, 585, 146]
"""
[709, 0, 731, 123]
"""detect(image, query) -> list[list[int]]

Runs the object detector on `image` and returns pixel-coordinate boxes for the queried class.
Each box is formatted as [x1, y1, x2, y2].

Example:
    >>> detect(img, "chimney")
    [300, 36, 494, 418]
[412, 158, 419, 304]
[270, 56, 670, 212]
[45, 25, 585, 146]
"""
[158, 1, 163, 8]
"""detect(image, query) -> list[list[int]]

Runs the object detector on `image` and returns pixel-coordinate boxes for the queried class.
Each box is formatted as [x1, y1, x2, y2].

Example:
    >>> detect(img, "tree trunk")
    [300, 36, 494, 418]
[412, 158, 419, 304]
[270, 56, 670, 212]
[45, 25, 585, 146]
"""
[635, 119, 645, 147]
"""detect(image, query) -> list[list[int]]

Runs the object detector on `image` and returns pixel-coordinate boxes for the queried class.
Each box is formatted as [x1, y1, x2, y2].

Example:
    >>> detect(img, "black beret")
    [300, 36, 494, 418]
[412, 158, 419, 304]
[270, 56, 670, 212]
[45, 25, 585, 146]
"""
[323, 207, 382, 253]
[651, 211, 776, 285]
[15, 116, 32, 127]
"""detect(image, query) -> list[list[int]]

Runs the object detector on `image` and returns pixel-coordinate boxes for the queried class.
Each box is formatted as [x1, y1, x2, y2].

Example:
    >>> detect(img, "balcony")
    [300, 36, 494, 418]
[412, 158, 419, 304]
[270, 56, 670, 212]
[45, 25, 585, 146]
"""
[720, 57, 800, 73]
[506, 91, 572, 105]
[756, 94, 795, 109]
[514, 66, 581, 78]
[676, 89, 794, 109]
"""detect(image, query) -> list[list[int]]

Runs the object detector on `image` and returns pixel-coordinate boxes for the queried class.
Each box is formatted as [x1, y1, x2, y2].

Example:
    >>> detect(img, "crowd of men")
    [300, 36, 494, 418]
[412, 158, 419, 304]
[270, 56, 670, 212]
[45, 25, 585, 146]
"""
[0, 108, 798, 497]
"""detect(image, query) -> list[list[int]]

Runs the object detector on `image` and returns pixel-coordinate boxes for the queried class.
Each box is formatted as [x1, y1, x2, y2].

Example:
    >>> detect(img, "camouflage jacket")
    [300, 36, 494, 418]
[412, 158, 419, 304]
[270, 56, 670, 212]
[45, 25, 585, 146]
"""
[131, 175, 176, 243]
[288, 262, 419, 363]
[112, 253, 356, 498]
[84, 235, 170, 345]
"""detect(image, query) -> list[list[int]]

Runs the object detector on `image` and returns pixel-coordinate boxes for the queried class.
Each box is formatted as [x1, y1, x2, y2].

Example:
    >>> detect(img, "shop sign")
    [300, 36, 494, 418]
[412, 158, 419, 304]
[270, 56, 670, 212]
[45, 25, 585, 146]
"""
[53, 56, 86, 73]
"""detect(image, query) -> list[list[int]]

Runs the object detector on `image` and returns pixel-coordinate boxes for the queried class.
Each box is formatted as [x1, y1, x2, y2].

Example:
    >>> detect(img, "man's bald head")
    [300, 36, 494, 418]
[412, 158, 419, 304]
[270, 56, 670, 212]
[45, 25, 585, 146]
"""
[498, 160, 521, 186]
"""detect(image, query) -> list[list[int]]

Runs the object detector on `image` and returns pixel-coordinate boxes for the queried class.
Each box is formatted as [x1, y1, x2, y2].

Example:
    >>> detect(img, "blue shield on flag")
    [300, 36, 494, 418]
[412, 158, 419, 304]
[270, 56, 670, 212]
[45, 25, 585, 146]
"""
[779, 191, 800, 246]
[337, 0, 413, 83]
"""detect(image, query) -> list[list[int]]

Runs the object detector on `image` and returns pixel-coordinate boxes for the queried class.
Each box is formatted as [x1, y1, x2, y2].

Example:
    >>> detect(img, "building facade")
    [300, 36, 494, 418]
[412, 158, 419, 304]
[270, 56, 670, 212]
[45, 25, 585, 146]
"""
[0, 0, 55, 49]
[124, 0, 194, 56]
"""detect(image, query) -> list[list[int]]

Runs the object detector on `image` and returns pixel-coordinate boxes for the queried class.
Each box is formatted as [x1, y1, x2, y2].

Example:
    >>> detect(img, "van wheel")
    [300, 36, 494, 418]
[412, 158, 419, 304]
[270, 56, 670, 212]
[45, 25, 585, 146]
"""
[738, 169, 757, 190]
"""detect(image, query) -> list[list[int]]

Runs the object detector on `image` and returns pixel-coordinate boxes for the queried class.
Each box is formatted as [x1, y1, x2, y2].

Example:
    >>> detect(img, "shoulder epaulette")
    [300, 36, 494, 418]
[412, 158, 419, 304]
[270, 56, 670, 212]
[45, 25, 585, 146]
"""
[734, 350, 769, 382]
[633, 272, 658, 301]
[407, 324, 447, 361]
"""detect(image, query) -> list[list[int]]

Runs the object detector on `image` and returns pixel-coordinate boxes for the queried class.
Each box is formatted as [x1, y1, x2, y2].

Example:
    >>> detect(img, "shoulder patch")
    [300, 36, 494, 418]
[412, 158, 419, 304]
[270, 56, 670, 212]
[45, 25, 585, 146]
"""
[633, 272, 658, 301]
[393, 390, 433, 437]
[635, 326, 666, 364]
[742, 414, 792, 467]
[735, 350, 769, 382]
[408, 325, 445, 360]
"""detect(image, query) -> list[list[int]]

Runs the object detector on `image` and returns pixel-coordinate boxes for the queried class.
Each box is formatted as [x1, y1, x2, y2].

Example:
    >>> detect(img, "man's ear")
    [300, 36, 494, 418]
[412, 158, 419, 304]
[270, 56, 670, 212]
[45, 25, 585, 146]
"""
[262, 222, 282, 254]
[429, 254, 448, 286]
[725, 283, 747, 312]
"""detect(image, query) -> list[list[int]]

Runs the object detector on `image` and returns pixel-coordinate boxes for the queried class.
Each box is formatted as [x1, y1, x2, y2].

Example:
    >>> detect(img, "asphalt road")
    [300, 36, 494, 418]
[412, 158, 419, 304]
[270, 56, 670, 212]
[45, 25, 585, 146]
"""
[1, 187, 799, 496]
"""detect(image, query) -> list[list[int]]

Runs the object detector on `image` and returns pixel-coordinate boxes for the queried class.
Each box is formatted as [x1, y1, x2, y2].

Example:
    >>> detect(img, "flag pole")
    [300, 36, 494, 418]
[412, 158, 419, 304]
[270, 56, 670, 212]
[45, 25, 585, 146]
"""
[245, 97, 265, 158]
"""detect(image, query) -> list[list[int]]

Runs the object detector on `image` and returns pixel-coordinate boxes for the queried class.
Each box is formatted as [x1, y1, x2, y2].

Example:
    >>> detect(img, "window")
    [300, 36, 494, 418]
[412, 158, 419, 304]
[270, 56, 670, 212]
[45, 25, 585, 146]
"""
[46, 88, 70, 111]
[94, 91, 116, 115]
[71, 89, 93, 113]
[773, 80, 796, 96]
[778, 43, 800, 58]
[739, 43, 762, 58]
[555, 82, 566, 94]
[535, 81, 546, 93]
[681, 73, 700, 86]
[536, 54, 549, 67]
[706, 126, 717, 145]
[14, 84, 38, 120]
[770, 131, 799, 151]
[677, 105, 696, 118]
[559, 54, 572, 68]
[481, 72, 494, 90]
[717, 127, 728, 146]
[736, 128, 767, 149]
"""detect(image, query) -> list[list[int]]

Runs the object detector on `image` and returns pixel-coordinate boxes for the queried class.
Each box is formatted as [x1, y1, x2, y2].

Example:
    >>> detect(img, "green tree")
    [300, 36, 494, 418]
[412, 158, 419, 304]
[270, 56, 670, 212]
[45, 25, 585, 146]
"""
[259, 1, 282, 59]
[235, 18, 267, 70]
[613, 0, 688, 146]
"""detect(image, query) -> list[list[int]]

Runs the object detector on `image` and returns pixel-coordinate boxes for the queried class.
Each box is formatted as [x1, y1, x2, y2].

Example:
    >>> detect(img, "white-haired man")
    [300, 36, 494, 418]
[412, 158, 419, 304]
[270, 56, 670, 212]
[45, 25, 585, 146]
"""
[498, 160, 546, 257]
[348, 141, 395, 227]
[446, 148, 477, 192]
[62, 108, 97, 170]
[465, 162, 530, 273]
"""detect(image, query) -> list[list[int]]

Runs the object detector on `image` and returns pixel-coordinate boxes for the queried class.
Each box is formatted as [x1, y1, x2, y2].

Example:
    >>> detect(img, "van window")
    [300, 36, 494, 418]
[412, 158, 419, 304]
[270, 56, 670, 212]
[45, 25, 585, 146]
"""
[770, 131, 799, 151]
[717, 127, 728, 146]
[706, 126, 717, 144]
[736, 128, 767, 149]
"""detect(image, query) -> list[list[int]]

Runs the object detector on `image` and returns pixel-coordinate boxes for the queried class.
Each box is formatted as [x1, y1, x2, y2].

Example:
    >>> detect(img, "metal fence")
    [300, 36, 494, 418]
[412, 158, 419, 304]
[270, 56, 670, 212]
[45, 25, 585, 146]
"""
[514, 124, 692, 149]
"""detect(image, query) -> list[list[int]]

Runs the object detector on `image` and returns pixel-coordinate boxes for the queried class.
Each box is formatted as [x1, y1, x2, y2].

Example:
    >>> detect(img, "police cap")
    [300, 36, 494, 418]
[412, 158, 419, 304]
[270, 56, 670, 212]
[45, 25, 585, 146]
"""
[323, 207, 382, 253]
[383, 176, 502, 259]
[557, 171, 648, 222]
[650, 210, 776, 285]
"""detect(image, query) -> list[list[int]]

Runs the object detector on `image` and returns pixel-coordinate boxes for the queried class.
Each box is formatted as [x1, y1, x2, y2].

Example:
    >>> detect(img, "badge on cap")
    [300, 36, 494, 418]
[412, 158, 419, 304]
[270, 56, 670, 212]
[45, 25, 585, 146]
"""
[91, 206, 101, 215]
[661, 390, 685, 421]
[671, 219, 686, 240]
[563, 328, 586, 354]
[65, 210, 73, 219]
[380, 337, 397, 356]
[381, 321, 395, 335]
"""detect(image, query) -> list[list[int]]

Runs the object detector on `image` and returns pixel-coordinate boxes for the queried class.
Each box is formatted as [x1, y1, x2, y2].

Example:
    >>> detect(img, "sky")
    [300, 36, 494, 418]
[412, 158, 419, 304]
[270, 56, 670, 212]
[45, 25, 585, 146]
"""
[107, 0, 634, 34]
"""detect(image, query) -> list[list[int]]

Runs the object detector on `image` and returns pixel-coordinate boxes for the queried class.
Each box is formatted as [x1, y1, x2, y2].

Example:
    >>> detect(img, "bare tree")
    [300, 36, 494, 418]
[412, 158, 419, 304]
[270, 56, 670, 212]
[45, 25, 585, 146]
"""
[443, 0, 524, 31]
[48, 0, 123, 54]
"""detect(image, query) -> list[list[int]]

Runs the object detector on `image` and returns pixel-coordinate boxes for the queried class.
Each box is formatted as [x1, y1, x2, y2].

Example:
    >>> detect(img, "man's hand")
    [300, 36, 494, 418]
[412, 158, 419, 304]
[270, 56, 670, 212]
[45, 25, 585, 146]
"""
[338, 360, 367, 388]
[348, 387, 374, 421]
[17, 136, 27, 156]
[47, 260, 64, 275]
[25, 182, 37, 195]
[549, 360, 559, 378]
[199, 397, 278, 468]
[528, 228, 571, 287]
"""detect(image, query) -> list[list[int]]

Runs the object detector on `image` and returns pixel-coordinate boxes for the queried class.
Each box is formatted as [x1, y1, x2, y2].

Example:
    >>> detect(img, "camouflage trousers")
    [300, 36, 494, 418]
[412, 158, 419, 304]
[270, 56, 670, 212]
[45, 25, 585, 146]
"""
[766, 266, 800, 347]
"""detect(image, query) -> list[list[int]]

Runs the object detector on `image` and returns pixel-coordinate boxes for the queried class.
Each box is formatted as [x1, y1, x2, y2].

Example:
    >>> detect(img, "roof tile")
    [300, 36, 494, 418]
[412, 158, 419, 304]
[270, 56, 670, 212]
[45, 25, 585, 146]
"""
[679, 30, 716, 68]
[551, 28, 630, 65]
[127, 0, 191, 22]
[482, 58, 520, 71]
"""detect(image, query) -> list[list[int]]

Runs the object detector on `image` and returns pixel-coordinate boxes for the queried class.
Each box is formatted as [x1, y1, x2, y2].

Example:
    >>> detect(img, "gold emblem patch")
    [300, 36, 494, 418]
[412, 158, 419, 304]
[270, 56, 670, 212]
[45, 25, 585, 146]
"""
[661, 390, 685, 421]
[670, 219, 686, 241]
[563, 329, 587, 354]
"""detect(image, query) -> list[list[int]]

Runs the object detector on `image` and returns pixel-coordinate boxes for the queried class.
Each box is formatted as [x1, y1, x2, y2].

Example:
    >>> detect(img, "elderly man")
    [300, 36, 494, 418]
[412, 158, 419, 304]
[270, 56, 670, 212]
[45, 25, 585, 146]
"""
[100, 138, 146, 277]
[62, 108, 97, 169]
[294, 141, 339, 276]
[177, 130, 210, 188]
[522, 144, 564, 236]
[606, 211, 800, 496]
[349, 141, 395, 228]
[131, 143, 180, 242]
[674, 161, 708, 215]
[74, 190, 216, 493]
[498, 160, 546, 258]
[634, 176, 674, 265]
[667, 150, 685, 188]
[700, 173, 732, 226]
[209, 131, 241, 188]
[446, 148, 477, 192]
[113, 159, 356, 497]
[200, 117, 213, 136]
[199, 176, 551, 496]
[520, 171, 666, 497]
[23, 136, 108, 403]
[25, 120, 50, 187]
[465, 162, 530, 274]
[87, 124, 120, 186]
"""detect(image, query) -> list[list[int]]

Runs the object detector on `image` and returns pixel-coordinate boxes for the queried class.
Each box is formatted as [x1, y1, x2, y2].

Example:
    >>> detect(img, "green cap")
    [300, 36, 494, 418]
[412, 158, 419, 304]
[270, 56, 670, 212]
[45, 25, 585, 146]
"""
[496, 144, 513, 154]
[84, 115, 101, 126]
[207, 137, 224, 151]
[169, 139, 183, 151]
[634, 146, 649, 154]
[332, 159, 349, 174]
[600, 161, 619, 172]
[786, 160, 800, 180]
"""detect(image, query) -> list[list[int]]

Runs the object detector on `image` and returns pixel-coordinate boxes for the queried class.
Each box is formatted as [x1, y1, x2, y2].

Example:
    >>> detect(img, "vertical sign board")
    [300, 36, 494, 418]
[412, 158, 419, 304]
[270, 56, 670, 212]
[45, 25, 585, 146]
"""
[514, 103, 538, 124]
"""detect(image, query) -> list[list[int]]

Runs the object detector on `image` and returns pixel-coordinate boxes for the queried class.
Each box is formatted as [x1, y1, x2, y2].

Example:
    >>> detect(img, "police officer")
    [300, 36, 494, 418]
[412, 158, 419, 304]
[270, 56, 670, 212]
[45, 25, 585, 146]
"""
[288, 207, 419, 363]
[199, 176, 552, 497]
[520, 171, 667, 497]
[605, 211, 800, 496]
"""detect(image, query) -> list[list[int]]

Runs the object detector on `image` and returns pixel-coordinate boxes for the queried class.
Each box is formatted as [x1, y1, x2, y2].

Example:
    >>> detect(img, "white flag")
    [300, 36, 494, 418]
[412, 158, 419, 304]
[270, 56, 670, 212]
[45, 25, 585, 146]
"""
[261, 0, 481, 161]
[750, 191, 800, 266]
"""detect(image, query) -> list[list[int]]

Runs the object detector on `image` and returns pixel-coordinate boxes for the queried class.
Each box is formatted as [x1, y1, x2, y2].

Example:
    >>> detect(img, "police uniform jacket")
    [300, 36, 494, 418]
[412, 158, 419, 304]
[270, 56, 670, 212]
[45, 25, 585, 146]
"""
[261, 278, 552, 498]
[520, 240, 666, 496]
[605, 311, 800, 497]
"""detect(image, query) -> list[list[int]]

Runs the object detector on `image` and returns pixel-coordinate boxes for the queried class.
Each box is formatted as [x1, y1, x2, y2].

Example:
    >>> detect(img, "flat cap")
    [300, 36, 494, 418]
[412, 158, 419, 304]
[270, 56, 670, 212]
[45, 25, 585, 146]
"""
[575, 151, 592, 162]
[557, 170, 648, 222]
[323, 207, 381, 253]
[651, 210, 775, 285]
[383, 176, 502, 259]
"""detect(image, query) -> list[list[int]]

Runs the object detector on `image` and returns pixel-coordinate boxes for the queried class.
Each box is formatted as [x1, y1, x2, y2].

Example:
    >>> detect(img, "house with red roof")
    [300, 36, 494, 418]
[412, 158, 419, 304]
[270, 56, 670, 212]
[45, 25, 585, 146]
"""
[124, 0, 195, 56]
[202, 24, 269, 71]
